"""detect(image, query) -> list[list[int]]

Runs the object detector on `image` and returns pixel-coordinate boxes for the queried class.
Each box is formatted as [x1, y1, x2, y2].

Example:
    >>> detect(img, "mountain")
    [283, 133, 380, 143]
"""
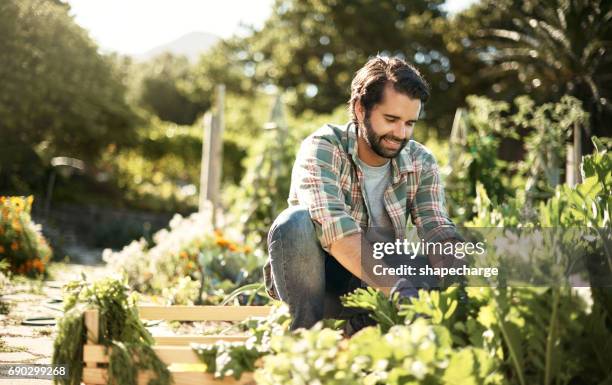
[135, 31, 220, 62]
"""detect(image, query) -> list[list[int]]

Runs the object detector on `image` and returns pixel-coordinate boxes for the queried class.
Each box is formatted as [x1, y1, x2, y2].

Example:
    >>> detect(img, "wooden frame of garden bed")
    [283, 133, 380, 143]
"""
[81, 305, 273, 385]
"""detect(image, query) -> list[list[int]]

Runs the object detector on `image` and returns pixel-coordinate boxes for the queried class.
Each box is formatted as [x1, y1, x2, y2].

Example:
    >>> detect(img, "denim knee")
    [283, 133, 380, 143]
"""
[267, 205, 317, 247]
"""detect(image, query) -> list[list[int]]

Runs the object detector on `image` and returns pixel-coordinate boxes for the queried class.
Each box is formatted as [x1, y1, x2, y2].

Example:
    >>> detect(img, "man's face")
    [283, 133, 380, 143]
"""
[359, 83, 422, 159]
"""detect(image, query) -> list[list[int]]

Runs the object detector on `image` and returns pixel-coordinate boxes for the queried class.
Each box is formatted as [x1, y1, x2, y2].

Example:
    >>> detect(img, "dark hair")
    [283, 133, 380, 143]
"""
[348, 56, 430, 125]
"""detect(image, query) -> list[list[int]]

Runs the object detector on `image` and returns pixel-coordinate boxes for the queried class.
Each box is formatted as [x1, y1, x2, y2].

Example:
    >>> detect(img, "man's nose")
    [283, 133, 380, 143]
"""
[392, 122, 407, 139]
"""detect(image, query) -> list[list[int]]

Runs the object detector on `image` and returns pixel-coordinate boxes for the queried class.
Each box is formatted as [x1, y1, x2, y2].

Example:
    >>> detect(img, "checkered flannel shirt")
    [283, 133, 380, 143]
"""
[288, 121, 461, 251]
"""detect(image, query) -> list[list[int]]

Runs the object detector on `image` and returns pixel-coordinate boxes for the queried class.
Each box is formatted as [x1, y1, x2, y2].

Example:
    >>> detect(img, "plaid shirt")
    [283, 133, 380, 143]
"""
[288, 121, 461, 252]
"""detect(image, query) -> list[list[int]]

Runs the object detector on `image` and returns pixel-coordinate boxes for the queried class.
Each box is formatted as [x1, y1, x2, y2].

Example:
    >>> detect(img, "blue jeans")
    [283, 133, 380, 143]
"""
[265, 206, 373, 330]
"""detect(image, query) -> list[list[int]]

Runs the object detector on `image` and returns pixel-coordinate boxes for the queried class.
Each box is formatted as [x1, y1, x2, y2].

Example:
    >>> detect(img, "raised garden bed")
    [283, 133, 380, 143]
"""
[81, 305, 273, 385]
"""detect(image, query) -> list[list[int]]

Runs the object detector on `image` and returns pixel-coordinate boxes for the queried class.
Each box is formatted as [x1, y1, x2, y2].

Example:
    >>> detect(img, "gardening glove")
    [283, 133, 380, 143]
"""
[390, 278, 419, 301]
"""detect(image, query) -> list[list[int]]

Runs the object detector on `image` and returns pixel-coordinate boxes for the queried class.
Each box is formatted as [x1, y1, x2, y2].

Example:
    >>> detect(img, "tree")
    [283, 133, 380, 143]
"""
[191, 0, 473, 135]
[134, 53, 207, 125]
[456, 0, 611, 146]
[0, 0, 138, 193]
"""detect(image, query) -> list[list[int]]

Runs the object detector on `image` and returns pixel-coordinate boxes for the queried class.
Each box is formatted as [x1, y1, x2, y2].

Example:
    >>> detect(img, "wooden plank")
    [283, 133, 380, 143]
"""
[84, 309, 99, 343]
[154, 335, 249, 345]
[83, 345, 110, 364]
[83, 308, 99, 369]
[85, 345, 213, 364]
[82, 367, 255, 385]
[138, 306, 272, 321]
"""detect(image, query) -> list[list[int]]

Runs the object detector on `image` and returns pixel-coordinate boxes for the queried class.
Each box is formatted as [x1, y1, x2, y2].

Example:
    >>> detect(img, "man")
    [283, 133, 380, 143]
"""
[263, 56, 463, 333]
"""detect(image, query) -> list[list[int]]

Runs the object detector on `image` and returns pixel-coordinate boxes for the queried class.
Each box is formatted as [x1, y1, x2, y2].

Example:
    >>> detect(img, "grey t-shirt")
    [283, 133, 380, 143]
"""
[356, 158, 395, 242]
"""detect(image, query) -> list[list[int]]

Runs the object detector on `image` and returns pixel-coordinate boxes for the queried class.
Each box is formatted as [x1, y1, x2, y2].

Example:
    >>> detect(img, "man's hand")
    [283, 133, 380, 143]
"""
[390, 278, 419, 301]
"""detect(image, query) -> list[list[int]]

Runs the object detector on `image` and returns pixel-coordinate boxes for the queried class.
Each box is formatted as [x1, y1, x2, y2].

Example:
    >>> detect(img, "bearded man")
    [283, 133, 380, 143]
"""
[263, 56, 463, 333]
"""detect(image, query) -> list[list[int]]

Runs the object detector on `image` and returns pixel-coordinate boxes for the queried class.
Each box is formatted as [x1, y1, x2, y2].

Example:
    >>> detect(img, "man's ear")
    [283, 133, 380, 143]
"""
[355, 100, 365, 123]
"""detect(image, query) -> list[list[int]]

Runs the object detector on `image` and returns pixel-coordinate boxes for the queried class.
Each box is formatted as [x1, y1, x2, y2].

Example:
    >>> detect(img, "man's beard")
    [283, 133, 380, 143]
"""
[362, 115, 408, 158]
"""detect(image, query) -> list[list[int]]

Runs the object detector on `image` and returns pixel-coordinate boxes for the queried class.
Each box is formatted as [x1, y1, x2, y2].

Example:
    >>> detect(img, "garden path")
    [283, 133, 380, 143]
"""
[0, 263, 110, 384]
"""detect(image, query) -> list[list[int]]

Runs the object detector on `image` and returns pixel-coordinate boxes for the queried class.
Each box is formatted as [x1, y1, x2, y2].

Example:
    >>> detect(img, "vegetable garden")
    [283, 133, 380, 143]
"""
[2, 93, 611, 384]
[1, 1, 611, 384]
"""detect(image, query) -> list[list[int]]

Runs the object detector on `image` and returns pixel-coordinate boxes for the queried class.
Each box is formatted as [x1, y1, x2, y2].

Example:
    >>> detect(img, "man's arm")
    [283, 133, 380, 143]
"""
[292, 136, 361, 251]
[411, 152, 465, 272]
[329, 233, 393, 296]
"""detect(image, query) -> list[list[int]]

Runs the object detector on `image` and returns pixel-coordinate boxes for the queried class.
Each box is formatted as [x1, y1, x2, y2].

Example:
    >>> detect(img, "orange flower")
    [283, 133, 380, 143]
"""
[180, 251, 188, 259]
[215, 236, 231, 248]
[10, 241, 19, 251]
[0, 245, 5, 254]
[228, 243, 239, 252]
[33, 259, 44, 273]
[243, 246, 252, 253]
[214, 229, 223, 237]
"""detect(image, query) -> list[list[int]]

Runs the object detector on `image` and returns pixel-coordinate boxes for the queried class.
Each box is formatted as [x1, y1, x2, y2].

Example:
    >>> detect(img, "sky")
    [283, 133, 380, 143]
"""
[66, 0, 479, 56]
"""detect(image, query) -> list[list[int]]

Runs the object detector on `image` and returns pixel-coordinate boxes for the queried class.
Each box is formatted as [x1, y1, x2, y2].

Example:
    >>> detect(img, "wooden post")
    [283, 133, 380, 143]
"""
[566, 143, 575, 186]
[573, 122, 582, 184]
[199, 84, 226, 226]
[199, 112, 213, 213]
[448, 108, 466, 165]
[566, 123, 583, 187]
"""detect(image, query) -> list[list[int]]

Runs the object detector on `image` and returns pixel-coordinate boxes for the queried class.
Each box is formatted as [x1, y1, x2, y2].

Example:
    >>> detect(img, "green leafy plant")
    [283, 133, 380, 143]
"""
[340, 287, 403, 333]
[189, 303, 291, 380]
[192, 340, 260, 380]
[52, 277, 171, 385]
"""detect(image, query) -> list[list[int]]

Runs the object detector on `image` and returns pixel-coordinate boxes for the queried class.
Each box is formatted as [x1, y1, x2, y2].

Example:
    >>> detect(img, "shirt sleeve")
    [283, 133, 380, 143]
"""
[410, 153, 463, 243]
[291, 136, 361, 252]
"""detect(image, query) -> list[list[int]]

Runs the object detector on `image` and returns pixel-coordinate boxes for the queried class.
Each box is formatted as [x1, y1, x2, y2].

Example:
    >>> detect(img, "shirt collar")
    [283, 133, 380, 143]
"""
[345, 122, 414, 183]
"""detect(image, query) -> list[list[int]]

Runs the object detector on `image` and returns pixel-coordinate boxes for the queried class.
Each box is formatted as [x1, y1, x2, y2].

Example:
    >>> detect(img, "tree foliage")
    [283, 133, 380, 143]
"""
[0, 0, 138, 193]
[191, 0, 468, 134]
[456, 0, 611, 142]
[134, 53, 207, 125]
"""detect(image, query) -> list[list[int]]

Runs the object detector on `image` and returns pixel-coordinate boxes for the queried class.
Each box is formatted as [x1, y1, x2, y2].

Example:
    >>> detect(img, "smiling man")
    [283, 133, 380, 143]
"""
[264, 56, 462, 333]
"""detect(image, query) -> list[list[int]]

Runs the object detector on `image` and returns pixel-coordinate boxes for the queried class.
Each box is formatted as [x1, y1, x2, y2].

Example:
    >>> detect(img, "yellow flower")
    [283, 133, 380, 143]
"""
[11, 197, 23, 210]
